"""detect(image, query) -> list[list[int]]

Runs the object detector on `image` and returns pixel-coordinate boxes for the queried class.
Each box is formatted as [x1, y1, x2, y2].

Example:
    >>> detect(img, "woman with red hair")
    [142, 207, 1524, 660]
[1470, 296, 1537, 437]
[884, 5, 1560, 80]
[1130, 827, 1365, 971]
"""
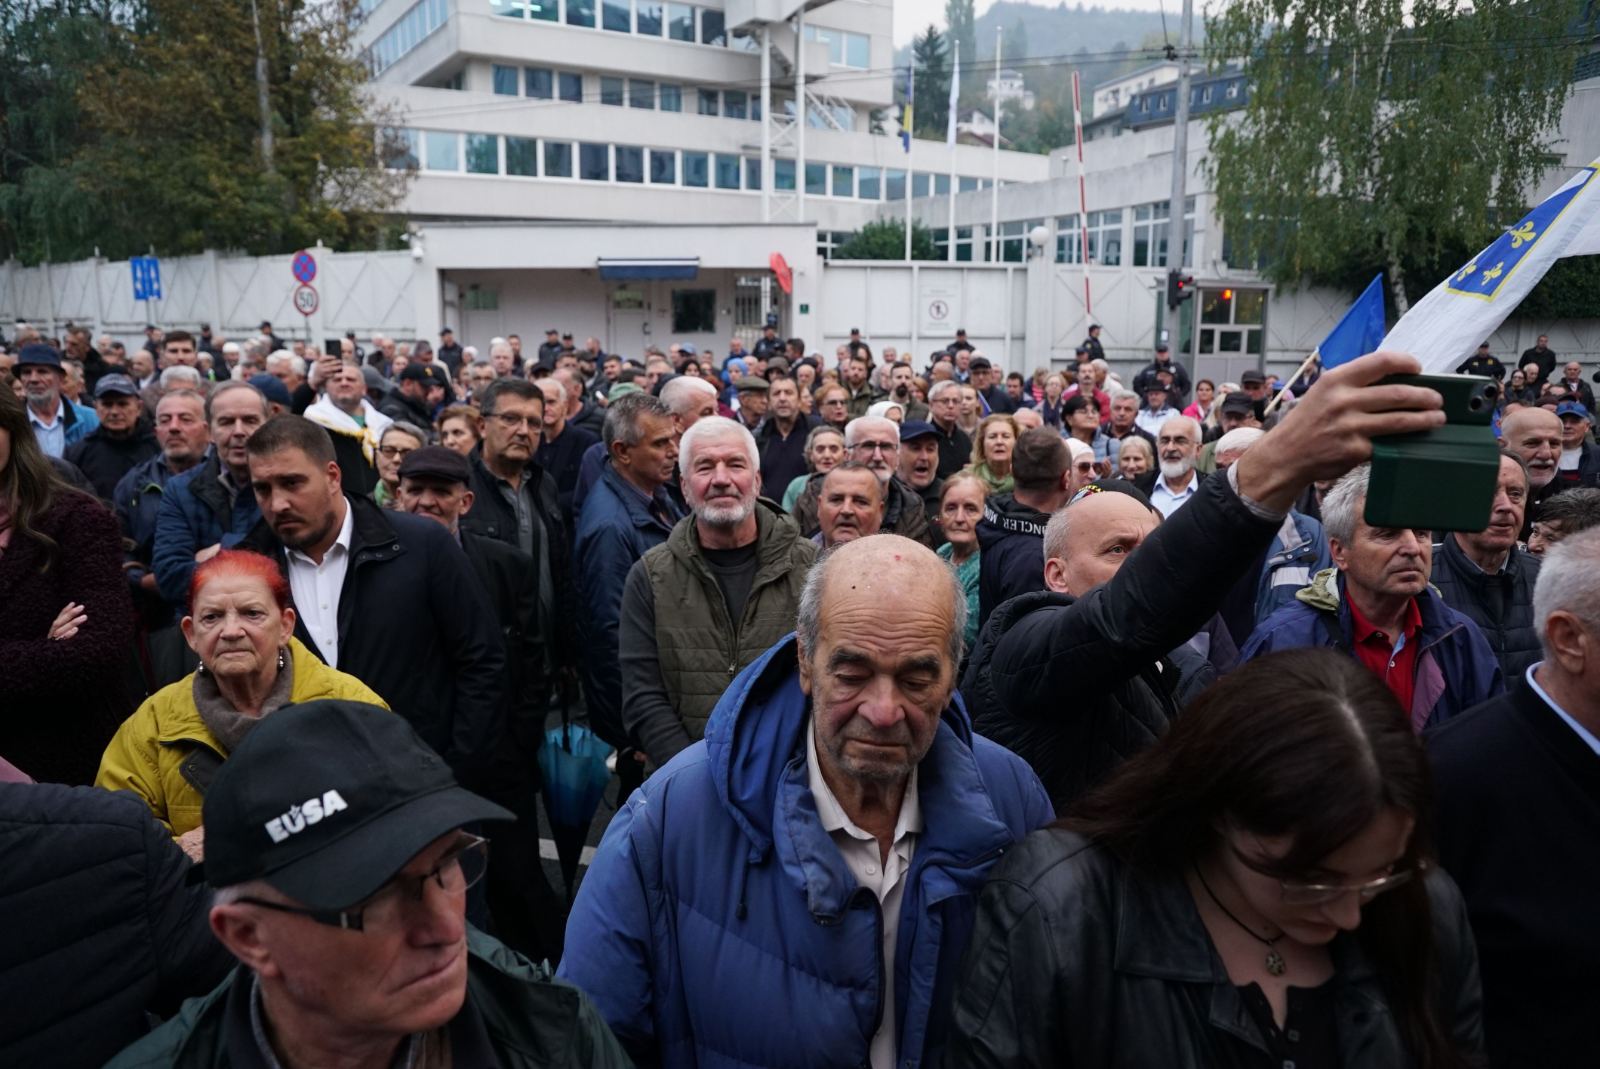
[97, 550, 387, 859]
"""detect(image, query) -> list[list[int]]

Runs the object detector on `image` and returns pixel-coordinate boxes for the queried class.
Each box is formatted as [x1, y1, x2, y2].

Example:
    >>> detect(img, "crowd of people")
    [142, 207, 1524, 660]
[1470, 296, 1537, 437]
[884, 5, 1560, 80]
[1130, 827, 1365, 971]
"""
[0, 312, 1596, 1068]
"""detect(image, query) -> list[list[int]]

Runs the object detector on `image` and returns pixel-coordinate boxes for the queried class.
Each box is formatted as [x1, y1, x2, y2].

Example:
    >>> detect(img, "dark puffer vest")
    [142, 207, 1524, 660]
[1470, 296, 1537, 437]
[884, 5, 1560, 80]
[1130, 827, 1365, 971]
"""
[639, 499, 817, 739]
[1429, 535, 1542, 679]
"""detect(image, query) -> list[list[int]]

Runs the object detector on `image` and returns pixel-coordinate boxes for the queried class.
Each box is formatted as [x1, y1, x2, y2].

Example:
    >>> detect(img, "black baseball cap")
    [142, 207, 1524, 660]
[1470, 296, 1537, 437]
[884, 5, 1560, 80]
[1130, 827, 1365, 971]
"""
[1155, 343, 1170, 353]
[200, 700, 512, 909]
[1240, 368, 1267, 386]
[968, 356, 993, 372]
[1219, 391, 1257, 416]
[400, 363, 443, 385]
[399, 445, 472, 485]
[545, 327, 559, 335]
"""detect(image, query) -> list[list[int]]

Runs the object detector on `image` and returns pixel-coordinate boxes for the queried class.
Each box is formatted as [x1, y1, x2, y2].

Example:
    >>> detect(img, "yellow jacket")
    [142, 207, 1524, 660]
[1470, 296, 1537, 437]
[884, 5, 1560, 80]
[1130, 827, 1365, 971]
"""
[96, 637, 389, 836]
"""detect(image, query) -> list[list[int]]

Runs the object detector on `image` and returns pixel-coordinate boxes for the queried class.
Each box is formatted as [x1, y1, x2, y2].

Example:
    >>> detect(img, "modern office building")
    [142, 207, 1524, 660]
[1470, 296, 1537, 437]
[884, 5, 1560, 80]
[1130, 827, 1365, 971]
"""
[353, 0, 1049, 356]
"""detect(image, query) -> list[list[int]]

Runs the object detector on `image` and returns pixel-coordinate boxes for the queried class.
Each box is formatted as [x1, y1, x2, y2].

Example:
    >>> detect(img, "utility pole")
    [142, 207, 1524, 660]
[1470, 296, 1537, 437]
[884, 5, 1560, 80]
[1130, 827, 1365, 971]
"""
[1163, 0, 1194, 327]
[250, 0, 275, 172]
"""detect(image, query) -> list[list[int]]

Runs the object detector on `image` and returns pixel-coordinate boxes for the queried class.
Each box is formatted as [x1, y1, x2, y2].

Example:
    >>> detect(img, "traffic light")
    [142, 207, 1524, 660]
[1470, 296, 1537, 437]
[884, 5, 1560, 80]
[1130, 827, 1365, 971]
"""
[1166, 269, 1197, 309]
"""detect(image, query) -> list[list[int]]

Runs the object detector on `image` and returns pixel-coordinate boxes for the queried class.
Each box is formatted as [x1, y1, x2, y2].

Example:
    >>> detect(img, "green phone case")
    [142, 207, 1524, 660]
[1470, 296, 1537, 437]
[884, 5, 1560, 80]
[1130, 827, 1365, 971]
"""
[1364, 374, 1502, 533]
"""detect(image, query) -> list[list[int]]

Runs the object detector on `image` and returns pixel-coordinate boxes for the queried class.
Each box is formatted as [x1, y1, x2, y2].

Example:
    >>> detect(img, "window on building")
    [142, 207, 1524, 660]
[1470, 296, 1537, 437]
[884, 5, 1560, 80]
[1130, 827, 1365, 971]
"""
[1225, 82, 1240, 99]
[1131, 197, 1197, 267]
[697, 88, 719, 116]
[464, 133, 498, 174]
[745, 157, 761, 190]
[715, 153, 742, 190]
[805, 161, 826, 196]
[934, 173, 950, 195]
[423, 130, 459, 171]
[885, 169, 906, 201]
[600, 76, 624, 105]
[636, 0, 662, 34]
[958, 175, 978, 193]
[602, 0, 630, 31]
[559, 72, 582, 102]
[380, 127, 419, 170]
[953, 226, 977, 262]
[723, 89, 748, 119]
[672, 289, 717, 333]
[629, 79, 655, 108]
[831, 164, 854, 198]
[566, 0, 594, 27]
[528, 0, 558, 20]
[682, 150, 709, 187]
[667, 2, 693, 41]
[996, 219, 1040, 263]
[544, 140, 573, 178]
[579, 142, 609, 181]
[505, 136, 538, 176]
[616, 144, 644, 183]
[775, 159, 796, 191]
[525, 67, 553, 98]
[911, 172, 930, 197]
[858, 166, 881, 200]
[649, 149, 676, 184]
[369, 0, 449, 74]
[700, 8, 725, 46]
[1059, 209, 1124, 265]
[844, 31, 869, 68]
[659, 84, 682, 111]
[1200, 85, 1213, 104]
[491, 64, 518, 96]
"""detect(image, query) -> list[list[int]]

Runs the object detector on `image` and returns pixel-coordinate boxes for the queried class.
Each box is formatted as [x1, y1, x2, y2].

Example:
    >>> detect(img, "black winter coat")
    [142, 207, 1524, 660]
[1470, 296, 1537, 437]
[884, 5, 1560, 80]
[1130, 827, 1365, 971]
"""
[239, 495, 508, 790]
[460, 450, 577, 671]
[1429, 535, 1541, 678]
[969, 473, 1282, 812]
[461, 530, 546, 769]
[0, 784, 233, 1068]
[64, 427, 159, 501]
[975, 492, 1051, 631]
[946, 830, 1486, 1066]
[1427, 675, 1600, 1069]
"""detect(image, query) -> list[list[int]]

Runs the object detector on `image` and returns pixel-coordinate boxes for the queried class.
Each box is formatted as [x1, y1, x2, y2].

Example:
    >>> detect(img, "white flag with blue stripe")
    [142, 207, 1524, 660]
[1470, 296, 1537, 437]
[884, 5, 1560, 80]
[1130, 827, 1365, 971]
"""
[1381, 157, 1600, 372]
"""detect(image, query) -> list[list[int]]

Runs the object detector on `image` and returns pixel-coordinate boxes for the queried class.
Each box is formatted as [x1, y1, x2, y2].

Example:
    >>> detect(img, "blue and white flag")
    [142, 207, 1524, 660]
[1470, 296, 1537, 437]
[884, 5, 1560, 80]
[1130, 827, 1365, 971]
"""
[1318, 274, 1386, 369]
[1382, 157, 1600, 372]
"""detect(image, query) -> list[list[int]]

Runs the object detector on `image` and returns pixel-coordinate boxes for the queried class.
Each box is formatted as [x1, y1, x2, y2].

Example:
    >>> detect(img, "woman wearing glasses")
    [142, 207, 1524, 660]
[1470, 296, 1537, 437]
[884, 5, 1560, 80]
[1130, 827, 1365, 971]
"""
[947, 649, 1484, 1067]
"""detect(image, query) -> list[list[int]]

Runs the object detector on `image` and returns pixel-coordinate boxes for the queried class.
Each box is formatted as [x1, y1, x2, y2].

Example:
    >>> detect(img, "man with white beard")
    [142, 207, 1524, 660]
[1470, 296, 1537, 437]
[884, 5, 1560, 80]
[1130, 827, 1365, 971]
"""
[1145, 414, 1202, 518]
[618, 417, 818, 767]
[1501, 406, 1565, 535]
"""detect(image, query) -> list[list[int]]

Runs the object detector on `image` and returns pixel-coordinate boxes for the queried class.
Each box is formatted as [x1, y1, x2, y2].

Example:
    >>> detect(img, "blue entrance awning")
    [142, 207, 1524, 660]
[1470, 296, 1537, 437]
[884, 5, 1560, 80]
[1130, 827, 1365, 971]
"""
[597, 257, 700, 281]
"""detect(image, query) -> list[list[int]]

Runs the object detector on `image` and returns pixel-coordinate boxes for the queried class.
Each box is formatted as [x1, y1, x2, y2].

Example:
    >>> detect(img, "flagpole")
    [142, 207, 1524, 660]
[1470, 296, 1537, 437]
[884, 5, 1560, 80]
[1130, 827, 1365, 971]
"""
[988, 26, 1000, 263]
[905, 61, 914, 262]
[1265, 350, 1320, 417]
[947, 41, 958, 263]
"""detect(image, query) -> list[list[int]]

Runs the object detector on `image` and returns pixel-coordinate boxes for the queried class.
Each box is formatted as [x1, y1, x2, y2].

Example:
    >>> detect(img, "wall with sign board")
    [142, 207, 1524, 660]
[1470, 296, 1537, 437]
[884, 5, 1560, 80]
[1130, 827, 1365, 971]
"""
[818, 261, 1028, 369]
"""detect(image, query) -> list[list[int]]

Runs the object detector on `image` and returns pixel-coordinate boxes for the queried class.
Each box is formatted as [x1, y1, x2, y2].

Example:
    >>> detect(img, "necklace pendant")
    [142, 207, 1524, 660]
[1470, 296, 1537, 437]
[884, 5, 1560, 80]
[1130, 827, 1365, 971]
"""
[1265, 949, 1287, 977]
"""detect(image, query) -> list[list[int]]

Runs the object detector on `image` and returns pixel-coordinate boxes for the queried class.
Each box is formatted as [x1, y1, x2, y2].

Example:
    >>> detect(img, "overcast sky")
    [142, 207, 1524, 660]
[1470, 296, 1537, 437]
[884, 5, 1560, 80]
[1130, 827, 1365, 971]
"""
[892, 0, 1182, 46]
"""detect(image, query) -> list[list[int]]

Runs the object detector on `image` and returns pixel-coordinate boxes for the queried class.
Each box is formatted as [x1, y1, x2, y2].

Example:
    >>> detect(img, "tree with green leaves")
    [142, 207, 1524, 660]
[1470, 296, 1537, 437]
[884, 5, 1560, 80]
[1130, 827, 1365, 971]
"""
[0, 0, 409, 264]
[912, 25, 951, 140]
[1206, 0, 1586, 313]
[833, 220, 941, 261]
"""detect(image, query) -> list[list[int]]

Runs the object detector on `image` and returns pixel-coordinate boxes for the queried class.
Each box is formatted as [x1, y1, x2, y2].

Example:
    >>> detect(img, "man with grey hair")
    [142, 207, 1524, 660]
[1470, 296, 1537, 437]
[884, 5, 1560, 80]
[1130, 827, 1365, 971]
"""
[792, 415, 933, 547]
[575, 393, 685, 789]
[1427, 525, 1600, 1069]
[562, 535, 1052, 1069]
[1528, 486, 1600, 556]
[927, 378, 972, 478]
[1242, 461, 1502, 728]
[572, 374, 717, 515]
[618, 416, 816, 767]
[535, 374, 599, 525]
[1142, 414, 1202, 517]
[151, 381, 270, 606]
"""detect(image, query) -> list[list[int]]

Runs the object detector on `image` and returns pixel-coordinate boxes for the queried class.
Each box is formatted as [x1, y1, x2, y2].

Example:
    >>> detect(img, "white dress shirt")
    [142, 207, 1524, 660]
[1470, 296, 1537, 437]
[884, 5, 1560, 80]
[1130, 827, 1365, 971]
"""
[1150, 471, 1200, 518]
[285, 501, 354, 668]
[807, 721, 922, 1069]
[1527, 663, 1600, 757]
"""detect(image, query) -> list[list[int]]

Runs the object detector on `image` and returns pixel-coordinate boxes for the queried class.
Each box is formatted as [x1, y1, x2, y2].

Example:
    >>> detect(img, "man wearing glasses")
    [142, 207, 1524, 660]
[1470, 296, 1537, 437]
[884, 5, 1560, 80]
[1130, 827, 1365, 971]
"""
[106, 700, 628, 1069]
[790, 416, 933, 548]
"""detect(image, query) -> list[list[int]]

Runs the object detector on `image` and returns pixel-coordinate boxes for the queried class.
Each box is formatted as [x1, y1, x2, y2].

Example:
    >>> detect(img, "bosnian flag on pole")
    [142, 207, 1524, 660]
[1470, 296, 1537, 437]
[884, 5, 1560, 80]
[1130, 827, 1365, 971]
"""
[1317, 273, 1387, 369]
[1382, 157, 1600, 372]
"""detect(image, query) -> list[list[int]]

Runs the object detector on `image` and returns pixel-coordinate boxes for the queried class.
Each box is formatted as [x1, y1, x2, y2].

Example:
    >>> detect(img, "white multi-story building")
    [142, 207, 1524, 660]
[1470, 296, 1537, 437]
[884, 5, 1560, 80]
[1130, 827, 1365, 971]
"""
[987, 68, 1035, 111]
[353, 0, 1048, 356]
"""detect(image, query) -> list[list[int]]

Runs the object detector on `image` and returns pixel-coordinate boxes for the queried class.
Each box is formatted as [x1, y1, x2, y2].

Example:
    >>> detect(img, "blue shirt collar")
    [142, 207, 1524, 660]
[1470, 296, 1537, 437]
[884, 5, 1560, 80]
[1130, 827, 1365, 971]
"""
[1526, 663, 1600, 757]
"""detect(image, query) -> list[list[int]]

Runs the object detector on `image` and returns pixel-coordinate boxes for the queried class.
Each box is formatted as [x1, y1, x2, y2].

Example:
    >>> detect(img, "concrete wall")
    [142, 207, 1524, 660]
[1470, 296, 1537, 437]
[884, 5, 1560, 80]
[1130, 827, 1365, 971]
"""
[816, 261, 1028, 368]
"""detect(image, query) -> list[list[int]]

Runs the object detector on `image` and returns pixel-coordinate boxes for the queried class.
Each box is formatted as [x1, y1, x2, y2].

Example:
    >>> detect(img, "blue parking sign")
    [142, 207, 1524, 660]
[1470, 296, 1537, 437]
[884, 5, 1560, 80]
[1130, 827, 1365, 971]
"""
[131, 256, 163, 301]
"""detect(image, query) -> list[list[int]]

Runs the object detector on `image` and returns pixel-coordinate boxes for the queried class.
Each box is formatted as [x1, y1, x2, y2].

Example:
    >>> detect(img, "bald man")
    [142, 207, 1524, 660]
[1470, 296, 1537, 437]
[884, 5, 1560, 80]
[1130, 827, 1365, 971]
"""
[561, 535, 1052, 1069]
[960, 351, 1450, 811]
[1502, 406, 1566, 535]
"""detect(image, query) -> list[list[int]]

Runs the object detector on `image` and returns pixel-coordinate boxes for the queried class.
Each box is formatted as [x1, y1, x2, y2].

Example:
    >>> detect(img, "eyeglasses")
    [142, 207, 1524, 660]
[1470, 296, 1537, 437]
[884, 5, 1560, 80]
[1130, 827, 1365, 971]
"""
[1232, 842, 1424, 906]
[853, 441, 899, 455]
[235, 834, 489, 932]
[378, 445, 418, 459]
[491, 413, 540, 430]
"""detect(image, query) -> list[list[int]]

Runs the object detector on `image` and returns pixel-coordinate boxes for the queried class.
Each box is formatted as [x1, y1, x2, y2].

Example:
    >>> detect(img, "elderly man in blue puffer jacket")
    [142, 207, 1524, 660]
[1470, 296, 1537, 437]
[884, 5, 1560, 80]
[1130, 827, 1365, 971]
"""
[559, 535, 1052, 1069]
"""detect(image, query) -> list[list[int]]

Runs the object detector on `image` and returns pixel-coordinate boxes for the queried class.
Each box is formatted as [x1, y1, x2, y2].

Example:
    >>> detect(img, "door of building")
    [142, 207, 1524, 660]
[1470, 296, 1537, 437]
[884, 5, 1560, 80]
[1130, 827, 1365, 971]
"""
[606, 282, 652, 358]
[1194, 286, 1267, 385]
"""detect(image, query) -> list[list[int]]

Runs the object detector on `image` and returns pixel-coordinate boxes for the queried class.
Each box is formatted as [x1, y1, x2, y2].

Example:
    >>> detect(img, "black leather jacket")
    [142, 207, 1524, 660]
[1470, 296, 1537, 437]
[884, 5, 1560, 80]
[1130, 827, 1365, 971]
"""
[946, 829, 1486, 1067]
